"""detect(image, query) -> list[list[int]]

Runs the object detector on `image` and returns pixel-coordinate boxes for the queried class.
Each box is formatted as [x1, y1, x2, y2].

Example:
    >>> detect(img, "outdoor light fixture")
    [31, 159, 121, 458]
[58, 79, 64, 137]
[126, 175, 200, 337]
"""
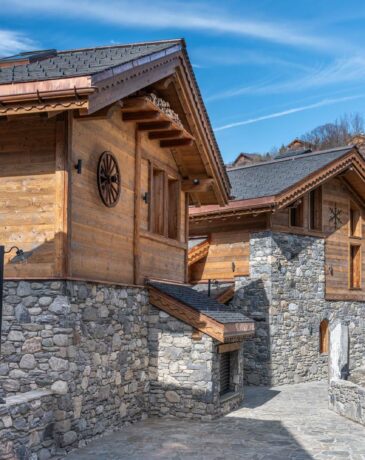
[75, 159, 82, 174]
[0, 245, 32, 404]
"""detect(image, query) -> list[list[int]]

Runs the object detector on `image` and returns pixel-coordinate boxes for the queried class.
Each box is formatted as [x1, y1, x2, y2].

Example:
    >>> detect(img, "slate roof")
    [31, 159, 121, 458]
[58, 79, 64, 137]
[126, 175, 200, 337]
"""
[228, 146, 353, 201]
[275, 148, 312, 159]
[0, 40, 181, 84]
[149, 281, 253, 324]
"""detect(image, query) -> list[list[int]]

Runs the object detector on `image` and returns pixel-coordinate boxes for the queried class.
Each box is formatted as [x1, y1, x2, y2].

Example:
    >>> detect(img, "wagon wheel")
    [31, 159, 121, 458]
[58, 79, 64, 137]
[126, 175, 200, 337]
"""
[97, 151, 121, 207]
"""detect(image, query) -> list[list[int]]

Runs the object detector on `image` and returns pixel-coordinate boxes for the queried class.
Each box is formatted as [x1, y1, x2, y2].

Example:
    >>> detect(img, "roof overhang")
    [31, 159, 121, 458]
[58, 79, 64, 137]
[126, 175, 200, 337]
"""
[149, 285, 255, 343]
[190, 147, 365, 222]
[0, 42, 229, 206]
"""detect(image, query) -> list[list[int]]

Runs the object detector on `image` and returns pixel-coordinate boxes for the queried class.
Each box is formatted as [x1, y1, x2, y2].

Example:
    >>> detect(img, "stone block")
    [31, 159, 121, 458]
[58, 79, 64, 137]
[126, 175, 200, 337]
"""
[22, 337, 42, 353]
[49, 296, 70, 315]
[49, 357, 69, 371]
[19, 354, 36, 369]
[51, 380, 69, 395]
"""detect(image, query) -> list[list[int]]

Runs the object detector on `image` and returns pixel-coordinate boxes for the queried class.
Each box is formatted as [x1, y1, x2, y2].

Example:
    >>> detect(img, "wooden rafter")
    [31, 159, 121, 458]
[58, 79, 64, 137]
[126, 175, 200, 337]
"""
[188, 239, 210, 266]
[216, 285, 235, 304]
[121, 96, 194, 149]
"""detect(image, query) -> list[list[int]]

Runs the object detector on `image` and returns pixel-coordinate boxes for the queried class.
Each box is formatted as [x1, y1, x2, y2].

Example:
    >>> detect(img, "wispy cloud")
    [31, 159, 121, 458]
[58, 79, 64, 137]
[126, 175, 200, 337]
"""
[2, 0, 338, 51]
[209, 55, 365, 101]
[0, 30, 37, 57]
[214, 94, 365, 132]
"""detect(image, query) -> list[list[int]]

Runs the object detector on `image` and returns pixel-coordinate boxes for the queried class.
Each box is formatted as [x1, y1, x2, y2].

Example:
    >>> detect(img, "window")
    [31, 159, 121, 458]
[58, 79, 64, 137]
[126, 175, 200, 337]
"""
[350, 244, 361, 289]
[319, 319, 329, 354]
[220, 352, 232, 396]
[309, 187, 322, 231]
[150, 166, 180, 240]
[350, 202, 361, 238]
[289, 199, 304, 227]
[151, 168, 165, 235]
[167, 178, 179, 239]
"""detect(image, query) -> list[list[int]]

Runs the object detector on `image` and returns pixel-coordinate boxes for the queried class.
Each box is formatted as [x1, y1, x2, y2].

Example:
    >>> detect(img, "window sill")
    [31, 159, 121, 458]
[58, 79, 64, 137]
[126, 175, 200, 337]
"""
[349, 235, 362, 240]
[220, 391, 240, 403]
[140, 230, 187, 250]
[349, 288, 362, 291]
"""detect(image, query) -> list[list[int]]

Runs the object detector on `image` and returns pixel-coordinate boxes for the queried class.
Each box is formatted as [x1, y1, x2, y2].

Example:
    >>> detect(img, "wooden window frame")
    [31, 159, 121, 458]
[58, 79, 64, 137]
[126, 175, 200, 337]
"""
[349, 243, 362, 290]
[309, 186, 322, 231]
[288, 198, 304, 228]
[349, 201, 362, 239]
[148, 162, 181, 241]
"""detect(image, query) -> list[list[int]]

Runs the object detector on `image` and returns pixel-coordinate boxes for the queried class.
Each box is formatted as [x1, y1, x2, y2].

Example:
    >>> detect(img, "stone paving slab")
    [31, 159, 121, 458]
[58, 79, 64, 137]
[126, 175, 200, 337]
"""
[65, 381, 365, 460]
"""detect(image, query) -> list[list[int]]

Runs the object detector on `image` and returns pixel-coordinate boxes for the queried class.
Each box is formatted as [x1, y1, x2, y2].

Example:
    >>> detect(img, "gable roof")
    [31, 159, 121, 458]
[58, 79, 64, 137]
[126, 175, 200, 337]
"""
[229, 146, 353, 201]
[0, 41, 180, 84]
[190, 145, 365, 221]
[0, 39, 230, 205]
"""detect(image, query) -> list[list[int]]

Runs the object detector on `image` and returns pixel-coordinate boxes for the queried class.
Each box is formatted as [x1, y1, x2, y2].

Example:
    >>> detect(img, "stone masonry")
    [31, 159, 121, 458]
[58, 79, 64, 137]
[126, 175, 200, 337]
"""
[232, 231, 365, 386]
[0, 281, 244, 458]
[0, 280, 150, 458]
[148, 306, 243, 420]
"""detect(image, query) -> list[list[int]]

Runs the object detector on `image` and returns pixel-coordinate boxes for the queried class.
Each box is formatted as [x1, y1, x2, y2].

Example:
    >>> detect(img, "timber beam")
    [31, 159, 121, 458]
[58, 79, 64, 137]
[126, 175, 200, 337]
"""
[182, 178, 215, 193]
[148, 287, 255, 342]
[160, 138, 193, 148]
[121, 95, 194, 149]
[148, 129, 183, 140]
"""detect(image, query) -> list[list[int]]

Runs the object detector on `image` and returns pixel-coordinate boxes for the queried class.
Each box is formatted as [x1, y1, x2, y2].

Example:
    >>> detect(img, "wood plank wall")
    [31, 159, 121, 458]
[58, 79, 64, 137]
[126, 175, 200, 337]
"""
[190, 230, 249, 282]
[0, 117, 60, 278]
[189, 214, 268, 282]
[323, 177, 365, 301]
[139, 128, 186, 283]
[70, 111, 187, 285]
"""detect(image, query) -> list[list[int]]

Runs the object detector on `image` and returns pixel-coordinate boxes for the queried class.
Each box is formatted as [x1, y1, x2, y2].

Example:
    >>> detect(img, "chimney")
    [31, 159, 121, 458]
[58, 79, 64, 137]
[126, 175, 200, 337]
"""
[0, 49, 57, 68]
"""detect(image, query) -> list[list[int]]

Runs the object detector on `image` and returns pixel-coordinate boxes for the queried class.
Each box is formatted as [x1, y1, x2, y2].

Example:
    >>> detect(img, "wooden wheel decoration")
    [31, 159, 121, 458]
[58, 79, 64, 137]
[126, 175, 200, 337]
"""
[97, 151, 121, 207]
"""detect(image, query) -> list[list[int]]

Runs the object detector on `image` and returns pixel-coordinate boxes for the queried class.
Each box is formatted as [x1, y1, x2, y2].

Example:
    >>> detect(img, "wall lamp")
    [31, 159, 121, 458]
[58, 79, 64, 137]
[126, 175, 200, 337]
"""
[0, 246, 33, 404]
[75, 159, 82, 174]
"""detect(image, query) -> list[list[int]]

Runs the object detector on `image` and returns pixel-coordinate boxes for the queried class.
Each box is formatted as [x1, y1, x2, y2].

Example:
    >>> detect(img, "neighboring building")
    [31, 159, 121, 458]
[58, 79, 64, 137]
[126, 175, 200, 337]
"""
[190, 146, 365, 386]
[286, 138, 313, 151]
[0, 40, 254, 458]
[228, 152, 267, 168]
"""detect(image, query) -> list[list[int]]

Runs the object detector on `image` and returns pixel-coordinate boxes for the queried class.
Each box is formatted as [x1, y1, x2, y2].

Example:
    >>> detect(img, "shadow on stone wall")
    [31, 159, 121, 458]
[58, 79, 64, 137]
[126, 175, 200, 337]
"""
[232, 278, 272, 386]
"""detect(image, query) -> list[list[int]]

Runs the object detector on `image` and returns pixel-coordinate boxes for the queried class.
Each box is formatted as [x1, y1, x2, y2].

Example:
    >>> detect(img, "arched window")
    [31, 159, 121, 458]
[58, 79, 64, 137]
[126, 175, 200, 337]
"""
[320, 319, 329, 354]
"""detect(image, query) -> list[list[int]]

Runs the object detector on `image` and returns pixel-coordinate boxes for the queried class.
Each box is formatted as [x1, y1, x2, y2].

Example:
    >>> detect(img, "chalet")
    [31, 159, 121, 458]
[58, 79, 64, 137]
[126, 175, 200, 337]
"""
[190, 145, 365, 386]
[0, 40, 254, 458]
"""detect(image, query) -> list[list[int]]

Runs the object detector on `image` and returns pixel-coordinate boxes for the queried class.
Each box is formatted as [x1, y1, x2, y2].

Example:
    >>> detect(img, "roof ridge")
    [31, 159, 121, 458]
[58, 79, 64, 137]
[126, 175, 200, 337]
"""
[57, 38, 184, 55]
[227, 145, 354, 172]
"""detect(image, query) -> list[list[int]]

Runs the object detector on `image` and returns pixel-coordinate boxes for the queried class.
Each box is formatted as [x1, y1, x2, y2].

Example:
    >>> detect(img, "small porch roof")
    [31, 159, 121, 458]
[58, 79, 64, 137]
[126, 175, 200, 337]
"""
[148, 281, 255, 343]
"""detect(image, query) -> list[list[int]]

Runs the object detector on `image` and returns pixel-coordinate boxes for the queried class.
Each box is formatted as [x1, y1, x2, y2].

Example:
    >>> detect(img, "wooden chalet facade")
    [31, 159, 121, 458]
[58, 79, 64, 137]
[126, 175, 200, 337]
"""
[0, 41, 255, 457]
[0, 40, 229, 287]
[190, 146, 365, 386]
[190, 146, 365, 301]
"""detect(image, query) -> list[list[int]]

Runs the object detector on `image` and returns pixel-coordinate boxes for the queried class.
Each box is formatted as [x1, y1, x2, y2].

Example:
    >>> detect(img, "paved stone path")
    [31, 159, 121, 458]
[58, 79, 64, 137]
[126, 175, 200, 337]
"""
[65, 381, 365, 460]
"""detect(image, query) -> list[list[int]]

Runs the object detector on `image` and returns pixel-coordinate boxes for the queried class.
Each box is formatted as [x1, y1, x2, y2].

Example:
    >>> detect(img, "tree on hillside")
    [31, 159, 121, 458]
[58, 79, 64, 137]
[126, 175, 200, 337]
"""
[300, 113, 364, 151]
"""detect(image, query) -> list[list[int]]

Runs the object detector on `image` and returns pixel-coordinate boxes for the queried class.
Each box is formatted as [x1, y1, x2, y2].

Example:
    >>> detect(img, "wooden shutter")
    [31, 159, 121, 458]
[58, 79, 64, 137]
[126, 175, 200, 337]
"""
[320, 320, 329, 354]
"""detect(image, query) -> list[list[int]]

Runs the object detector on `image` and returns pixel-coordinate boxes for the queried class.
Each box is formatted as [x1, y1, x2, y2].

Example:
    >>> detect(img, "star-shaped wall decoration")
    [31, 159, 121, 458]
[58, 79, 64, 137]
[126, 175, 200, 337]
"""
[329, 203, 343, 229]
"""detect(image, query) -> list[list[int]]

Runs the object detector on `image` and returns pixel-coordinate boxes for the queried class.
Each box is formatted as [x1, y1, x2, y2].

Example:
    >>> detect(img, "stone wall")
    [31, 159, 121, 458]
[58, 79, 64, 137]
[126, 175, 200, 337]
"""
[148, 306, 243, 419]
[0, 280, 246, 458]
[232, 231, 365, 386]
[1, 280, 150, 456]
[329, 379, 365, 426]
[0, 390, 56, 460]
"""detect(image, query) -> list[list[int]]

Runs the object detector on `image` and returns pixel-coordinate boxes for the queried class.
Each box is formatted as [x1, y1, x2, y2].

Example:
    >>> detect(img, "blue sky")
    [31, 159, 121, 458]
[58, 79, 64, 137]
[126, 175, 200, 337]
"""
[1, 0, 365, 163]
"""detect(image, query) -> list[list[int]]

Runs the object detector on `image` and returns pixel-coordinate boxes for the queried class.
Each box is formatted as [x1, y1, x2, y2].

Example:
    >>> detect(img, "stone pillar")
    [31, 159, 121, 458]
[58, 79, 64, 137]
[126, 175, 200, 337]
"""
[329, 322, 349, 381]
